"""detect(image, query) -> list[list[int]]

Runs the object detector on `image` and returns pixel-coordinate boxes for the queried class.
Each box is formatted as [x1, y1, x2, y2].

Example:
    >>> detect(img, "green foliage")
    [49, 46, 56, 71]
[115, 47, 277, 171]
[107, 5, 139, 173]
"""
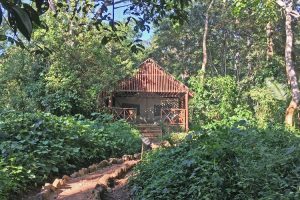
[148, 0, 284, 82]
[0, 0, 49, 44]
[248, 78, 287, 127]
[232, 0, 278, 22]
[0, 111, 140, 198]
[162, 132, 187, 146]
[0, 48, 43, 112]
[130, 124, 300, 199]
[0, 9, 143, 116]
[189, 73, 288, 128]
[190, 75, 248, 125]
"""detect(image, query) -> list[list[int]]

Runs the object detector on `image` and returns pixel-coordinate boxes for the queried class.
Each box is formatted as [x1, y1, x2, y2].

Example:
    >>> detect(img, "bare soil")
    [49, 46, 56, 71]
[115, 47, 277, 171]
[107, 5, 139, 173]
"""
[56, 160, 138, 200]
[24, 160, 138, 200]
[102, 171, 134, 200]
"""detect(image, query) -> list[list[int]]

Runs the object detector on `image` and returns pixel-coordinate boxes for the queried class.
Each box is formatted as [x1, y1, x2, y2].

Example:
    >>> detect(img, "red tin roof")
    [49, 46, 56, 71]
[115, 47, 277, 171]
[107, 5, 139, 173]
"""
[116, 58, 193, 96]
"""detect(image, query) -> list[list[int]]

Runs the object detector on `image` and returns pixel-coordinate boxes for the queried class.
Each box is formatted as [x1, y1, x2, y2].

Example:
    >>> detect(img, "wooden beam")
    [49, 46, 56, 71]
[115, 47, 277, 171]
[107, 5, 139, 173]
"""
[185, 93, 189, 132]
[108, 94, 113, 108]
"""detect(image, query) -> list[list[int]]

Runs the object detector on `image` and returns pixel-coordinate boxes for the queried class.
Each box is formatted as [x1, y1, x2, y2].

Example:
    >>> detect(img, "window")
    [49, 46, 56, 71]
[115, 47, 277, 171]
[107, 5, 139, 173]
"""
[154, 104, 173, 116]
[154, 99, 179, 116]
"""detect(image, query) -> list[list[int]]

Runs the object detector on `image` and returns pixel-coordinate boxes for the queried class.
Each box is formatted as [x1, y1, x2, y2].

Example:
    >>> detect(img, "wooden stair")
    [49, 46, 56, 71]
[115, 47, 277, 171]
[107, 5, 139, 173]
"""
[137, 124, 163, 143]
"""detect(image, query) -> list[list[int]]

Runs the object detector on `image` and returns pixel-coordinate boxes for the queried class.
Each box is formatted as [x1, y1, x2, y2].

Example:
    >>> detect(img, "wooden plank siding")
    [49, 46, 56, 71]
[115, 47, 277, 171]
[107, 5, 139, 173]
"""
[116, 58, 193, 96]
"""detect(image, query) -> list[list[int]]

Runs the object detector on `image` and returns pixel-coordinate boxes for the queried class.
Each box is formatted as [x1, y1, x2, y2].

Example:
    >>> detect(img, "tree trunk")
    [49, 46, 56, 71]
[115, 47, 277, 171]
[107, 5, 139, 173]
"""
[284, 1, 300, 126]
[247, 36, 253, 76]
[286, 100, 298, 125]
[222, 31, 228, 75]
[234, 51, 240, 82]
[200, 0, 214, 81]
[266, 22, 274, 60]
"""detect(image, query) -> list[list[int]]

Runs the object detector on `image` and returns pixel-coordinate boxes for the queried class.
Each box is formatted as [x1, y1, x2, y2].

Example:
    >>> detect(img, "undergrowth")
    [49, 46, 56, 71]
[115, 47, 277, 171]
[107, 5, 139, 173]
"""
[130, 122, 300, 199]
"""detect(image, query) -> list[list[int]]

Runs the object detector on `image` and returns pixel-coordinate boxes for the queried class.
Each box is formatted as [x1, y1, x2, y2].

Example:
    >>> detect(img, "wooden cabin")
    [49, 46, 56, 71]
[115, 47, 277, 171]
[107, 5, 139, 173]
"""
[105, 58, 193, 131]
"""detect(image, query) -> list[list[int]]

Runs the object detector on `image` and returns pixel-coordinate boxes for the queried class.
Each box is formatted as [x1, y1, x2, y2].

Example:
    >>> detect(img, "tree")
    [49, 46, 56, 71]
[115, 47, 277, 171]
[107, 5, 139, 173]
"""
[0, 6, 143, 116]
[200, 0, 214, 81]
[0, 0, 192, 48]
[231, 0, 300, 126]
[150, 1, 280, 80]
[276, 0, 300, 126]
[0, 0, 50, 43]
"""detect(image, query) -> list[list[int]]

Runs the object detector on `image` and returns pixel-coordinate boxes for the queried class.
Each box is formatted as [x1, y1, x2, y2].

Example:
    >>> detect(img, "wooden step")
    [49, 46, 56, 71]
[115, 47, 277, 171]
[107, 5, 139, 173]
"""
[139, 126, 161, 129]
[137, 124, 163, 143]
[138, 127, 161, 131]
[142, 133, 162, 137]
[139, 125, 161, 128]
[141, 131, 161, 135]
[140, 129, 162, 133]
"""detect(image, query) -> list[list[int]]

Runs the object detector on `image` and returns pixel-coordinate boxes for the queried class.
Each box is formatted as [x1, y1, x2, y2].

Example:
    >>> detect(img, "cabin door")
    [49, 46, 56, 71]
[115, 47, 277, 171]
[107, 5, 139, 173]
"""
[139, 98, 155, 124]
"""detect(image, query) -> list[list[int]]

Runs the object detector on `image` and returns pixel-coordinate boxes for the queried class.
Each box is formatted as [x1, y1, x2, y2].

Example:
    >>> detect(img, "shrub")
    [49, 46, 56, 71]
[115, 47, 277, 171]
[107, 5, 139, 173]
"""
[130, 123, 300, 199]
[0, 111, 141, 199]
[189, 75, 246, 125]
[246, 78, 287, 127]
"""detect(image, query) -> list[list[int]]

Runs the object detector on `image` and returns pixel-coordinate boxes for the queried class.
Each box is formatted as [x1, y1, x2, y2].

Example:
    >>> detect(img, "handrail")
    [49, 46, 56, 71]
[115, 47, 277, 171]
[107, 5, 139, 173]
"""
[161, 108, 185, 125]
[109, 107, 137, 122]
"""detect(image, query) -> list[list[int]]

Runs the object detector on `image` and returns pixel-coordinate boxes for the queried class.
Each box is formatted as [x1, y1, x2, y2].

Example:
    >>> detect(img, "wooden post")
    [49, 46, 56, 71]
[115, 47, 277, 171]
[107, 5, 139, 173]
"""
[185, 93, 189, 132]
[108, 93, 113, 108]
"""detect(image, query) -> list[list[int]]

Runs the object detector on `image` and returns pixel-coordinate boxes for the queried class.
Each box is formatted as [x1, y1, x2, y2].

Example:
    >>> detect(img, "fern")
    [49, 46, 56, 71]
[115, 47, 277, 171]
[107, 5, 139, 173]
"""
[265, 77, 287, 101]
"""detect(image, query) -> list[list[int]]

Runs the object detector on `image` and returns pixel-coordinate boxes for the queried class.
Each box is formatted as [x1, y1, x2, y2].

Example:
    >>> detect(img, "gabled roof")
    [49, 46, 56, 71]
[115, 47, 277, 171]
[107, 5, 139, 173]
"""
[116, 58, 193, 96]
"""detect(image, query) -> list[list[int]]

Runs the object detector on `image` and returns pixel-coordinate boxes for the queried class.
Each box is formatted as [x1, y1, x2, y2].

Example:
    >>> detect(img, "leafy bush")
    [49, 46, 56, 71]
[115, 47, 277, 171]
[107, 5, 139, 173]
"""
[0, 111, 140, 199]
[247, 78, 287, 127]
[189, 75, 246, 125]
[161, 132, 187, 146]
[189, 74, 290, 129]
[130, 123, 300, 199]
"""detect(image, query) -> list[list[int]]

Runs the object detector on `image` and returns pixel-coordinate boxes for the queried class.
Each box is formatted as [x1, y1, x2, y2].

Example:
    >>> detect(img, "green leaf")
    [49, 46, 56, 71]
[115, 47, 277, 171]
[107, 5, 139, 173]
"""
[11, 6, 32, 41]
[23, 3, 41, 26]
[0, 35, 7, 41]
[52, 167, 59, 173]
[0, 7, 2, 25]
[101, 36, 110, 45]
[285, 145, 296, 155]
[35, 0, 49, 15]
[42, 141, 49, 145]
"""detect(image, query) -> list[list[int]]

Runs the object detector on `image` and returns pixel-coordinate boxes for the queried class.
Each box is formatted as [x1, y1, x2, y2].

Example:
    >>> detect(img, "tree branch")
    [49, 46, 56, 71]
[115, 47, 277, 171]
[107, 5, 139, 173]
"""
[276, 0, 286, 8]
[276, 0, 300, 19]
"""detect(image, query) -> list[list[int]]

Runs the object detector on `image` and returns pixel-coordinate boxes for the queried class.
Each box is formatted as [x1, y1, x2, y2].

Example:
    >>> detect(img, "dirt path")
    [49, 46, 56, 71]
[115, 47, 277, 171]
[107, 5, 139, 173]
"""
[24, 160, 138, 200]
[55, 160, 138, 200]
[101, 171, 133, 200]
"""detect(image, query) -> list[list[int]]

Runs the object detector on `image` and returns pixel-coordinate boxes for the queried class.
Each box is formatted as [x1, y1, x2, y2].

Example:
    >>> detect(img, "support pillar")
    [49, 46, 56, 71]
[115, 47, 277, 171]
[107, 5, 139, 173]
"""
[185, 93, 189, 132]
[108, 93, 113, 108]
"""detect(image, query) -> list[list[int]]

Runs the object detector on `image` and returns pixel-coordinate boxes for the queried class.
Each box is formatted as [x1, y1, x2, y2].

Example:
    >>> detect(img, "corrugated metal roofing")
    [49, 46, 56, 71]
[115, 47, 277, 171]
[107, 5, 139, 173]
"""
[116, 58, 192, 96]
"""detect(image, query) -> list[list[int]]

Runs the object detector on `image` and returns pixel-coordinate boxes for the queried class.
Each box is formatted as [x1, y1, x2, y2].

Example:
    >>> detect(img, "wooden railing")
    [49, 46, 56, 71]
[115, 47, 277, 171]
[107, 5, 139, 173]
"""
[109, 107, 137, 123]
[161, 108, 185, 125]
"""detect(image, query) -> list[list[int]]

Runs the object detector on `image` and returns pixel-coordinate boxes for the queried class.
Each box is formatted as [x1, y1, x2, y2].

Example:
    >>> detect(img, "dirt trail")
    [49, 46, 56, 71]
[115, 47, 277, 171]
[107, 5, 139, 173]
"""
[101, 171, 133, 200]
[58, 160, 138, 200]
[30, 160, 139, 200]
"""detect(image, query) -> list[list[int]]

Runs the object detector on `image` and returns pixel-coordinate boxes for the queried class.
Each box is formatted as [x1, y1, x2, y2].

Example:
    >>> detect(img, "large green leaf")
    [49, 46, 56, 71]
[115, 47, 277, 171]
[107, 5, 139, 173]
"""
[23, 3, 41, 26]
[0, 7, 2, 25]
[265, 78, 287, 101]
[0, 35, 6, 41]
[11, 6, 32, 41]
